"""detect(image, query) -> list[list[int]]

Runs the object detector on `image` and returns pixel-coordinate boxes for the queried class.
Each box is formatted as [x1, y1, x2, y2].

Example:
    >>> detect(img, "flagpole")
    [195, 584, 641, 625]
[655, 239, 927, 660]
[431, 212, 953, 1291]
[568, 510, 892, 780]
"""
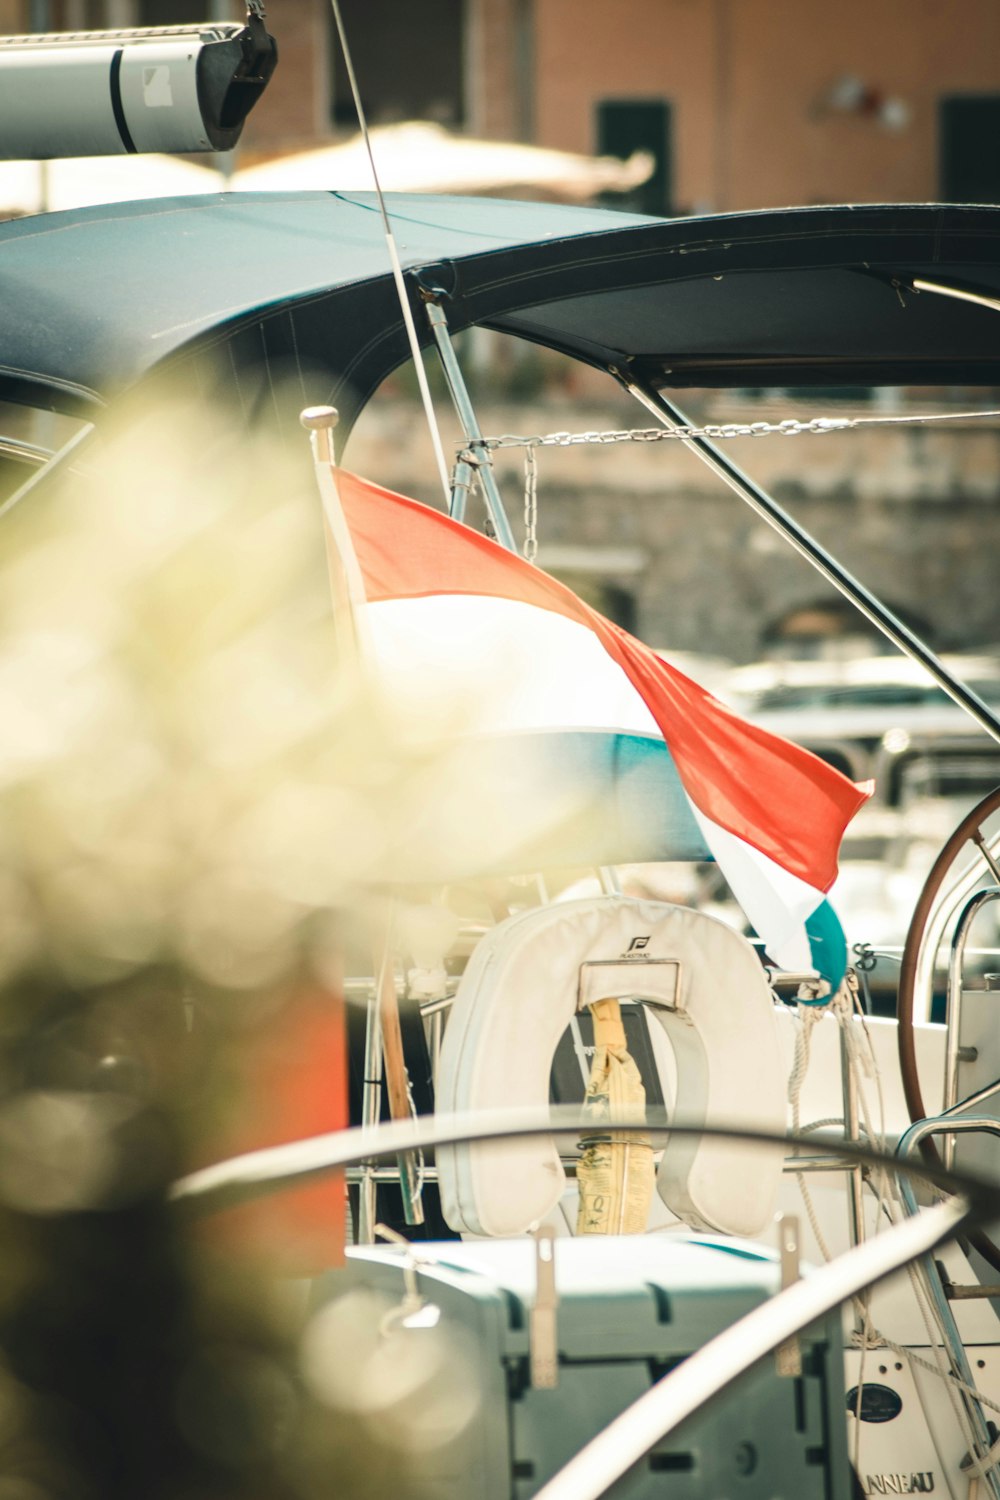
[300, 404, 426, 1233]
[302, 406, 368, 666]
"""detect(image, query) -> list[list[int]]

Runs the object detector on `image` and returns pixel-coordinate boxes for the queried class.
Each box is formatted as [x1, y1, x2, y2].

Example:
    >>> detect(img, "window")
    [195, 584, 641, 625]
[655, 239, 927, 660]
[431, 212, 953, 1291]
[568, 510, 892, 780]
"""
[940, 95, 1000, 204]
[558, 577, 637, 634]
[329, 0, 464, 130]
[596, 99, 672, 216]
[135, 0, 211, 23]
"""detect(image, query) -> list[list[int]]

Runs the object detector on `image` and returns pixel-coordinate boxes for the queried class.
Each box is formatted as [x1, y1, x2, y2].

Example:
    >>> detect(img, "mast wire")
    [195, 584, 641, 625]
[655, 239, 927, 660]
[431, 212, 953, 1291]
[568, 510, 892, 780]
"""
[328, 0, 453, 506]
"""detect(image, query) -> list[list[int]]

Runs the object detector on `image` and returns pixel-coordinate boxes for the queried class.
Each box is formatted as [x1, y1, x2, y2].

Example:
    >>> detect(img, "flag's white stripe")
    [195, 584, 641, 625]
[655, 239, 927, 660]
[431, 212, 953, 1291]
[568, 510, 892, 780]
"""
[365, 594, 660, 737]
[691, 805, 819, 973]
[365, 592, 834, 977]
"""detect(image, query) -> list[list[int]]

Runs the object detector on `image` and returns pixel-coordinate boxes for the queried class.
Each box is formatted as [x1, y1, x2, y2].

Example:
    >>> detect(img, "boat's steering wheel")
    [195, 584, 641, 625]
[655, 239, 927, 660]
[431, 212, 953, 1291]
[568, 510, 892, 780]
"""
[896, 783, 1000, 1272]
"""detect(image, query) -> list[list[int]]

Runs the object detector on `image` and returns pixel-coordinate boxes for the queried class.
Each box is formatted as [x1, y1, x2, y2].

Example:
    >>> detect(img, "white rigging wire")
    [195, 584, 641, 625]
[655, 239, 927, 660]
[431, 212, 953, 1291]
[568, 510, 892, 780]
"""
[328, 0, 452, 507]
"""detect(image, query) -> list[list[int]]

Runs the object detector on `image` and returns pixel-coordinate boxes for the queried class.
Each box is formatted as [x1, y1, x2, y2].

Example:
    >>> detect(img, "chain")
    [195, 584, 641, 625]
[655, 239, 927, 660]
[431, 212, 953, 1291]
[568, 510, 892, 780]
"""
[474, 407, 1000, 453]
[523, 447, 538, 562]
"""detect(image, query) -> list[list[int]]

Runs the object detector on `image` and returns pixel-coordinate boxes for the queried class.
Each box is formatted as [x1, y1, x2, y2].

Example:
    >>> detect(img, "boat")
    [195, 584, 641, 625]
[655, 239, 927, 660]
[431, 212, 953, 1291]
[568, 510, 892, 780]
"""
[723, 654, 1000, 1005]
[6, 81, 1000, 1495]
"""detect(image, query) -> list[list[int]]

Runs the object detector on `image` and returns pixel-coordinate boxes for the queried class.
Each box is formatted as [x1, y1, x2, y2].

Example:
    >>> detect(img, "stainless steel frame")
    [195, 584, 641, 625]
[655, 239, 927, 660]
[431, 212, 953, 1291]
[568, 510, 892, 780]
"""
[944, 887, 1000, 1167]
[914, 830, 1000, 1024]
[422, 296, 517, 550]
[170, 1109, 980, 1500]
[897, 1112, 1000, 1500]
[621, 376, 1000, 748]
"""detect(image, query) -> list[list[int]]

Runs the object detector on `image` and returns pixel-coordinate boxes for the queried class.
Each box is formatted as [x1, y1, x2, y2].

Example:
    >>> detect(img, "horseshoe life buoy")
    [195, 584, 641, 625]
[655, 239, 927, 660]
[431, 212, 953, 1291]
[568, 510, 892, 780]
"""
[436, 895, 787, 1239]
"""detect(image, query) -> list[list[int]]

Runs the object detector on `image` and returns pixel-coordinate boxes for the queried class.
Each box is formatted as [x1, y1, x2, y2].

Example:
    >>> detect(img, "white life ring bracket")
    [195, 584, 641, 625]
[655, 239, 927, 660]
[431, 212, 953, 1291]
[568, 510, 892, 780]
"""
[577, 958, 686, 1017]
[436, 895, 787, 1241]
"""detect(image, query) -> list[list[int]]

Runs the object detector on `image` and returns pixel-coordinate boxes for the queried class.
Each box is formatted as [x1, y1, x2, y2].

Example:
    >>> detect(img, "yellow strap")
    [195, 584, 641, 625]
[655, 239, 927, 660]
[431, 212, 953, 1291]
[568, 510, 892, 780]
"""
[575, 998, 654, 1236]
[590, 996, 627, 1053]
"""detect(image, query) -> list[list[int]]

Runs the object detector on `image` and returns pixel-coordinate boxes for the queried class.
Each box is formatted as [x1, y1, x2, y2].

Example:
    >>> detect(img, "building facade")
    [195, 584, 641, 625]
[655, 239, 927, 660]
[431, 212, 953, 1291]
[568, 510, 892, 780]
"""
[4, 0, 1000, 659]
[5, 0, 1000, 211]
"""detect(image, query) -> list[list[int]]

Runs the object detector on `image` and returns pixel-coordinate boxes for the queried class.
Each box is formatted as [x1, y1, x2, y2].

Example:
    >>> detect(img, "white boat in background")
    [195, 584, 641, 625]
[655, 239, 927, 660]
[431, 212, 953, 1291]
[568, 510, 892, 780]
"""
[726, 652, 1000, 792]
[724, 654, 1000, 1007]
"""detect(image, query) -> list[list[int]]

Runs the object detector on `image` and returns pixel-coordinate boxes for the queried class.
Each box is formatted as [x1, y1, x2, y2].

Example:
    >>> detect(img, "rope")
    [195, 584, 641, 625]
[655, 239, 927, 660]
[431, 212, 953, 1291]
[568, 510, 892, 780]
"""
[844, 1158, 997, 1490]
[787, 981, 1000, 1489]
[788, 1000, 836, 1263]
[835, 981, 894, 1343]
[850, 1314, 967, 1500]
[850, 1007, 1000, 1489]
[858, 1276, 1000, 1469]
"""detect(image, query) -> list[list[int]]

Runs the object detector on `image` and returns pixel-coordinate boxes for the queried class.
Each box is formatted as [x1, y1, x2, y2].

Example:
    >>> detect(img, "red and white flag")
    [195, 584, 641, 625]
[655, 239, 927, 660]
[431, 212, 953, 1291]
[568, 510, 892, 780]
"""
[324, 468, 869, 986]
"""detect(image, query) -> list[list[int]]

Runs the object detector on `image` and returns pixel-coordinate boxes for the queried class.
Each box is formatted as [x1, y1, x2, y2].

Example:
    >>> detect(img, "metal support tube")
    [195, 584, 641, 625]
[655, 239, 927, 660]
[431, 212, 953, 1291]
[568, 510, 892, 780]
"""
[0, 422, 95, 525]
[973, 832, 1000, 888]
[568, 1014, 592, 1089]
[357, 983, 384, 1244]
[532, 1193, 971, 1500]
[782, 1153, 860, 1173]
[449, 456, 474, 523]
[622, 378, 1000, 748]
[418, 994, 455, 1018]
[423, 297, 517, 551]
[943, 1074, 1000, 1119]
[169, 1106, 990, 1214]
[944, 888, 1000, 1166]
[346, 1166, 440, 1184]
[915, 829, 1000, 1023]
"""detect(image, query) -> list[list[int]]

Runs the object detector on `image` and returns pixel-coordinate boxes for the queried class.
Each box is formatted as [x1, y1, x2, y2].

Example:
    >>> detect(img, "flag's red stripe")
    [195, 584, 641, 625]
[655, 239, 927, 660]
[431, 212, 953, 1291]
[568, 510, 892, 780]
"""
[590, 617, 869, 890]
[334, 470, 868, 890]
[334, 468, 588, 619]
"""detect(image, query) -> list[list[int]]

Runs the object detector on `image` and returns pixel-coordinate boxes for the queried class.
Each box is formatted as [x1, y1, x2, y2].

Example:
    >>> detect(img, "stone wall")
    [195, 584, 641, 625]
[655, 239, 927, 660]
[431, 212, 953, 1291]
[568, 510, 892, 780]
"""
[344, 392, 1000, 662]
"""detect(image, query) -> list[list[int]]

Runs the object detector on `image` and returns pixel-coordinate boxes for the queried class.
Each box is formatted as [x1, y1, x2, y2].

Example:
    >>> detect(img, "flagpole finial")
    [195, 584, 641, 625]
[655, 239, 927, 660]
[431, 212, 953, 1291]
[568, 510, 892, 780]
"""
[300, 405, 340, 464]
[300, 406, 340, 429]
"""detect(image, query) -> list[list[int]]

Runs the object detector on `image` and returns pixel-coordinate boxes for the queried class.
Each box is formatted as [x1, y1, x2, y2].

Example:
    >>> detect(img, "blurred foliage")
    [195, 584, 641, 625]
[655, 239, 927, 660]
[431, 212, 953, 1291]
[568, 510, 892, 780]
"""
[0, 388, 454, 1499]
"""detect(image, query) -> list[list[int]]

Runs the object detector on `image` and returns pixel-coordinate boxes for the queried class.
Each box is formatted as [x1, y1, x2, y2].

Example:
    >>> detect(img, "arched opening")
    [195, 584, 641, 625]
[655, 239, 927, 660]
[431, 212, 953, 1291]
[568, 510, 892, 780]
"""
[762, 599, 935, 660]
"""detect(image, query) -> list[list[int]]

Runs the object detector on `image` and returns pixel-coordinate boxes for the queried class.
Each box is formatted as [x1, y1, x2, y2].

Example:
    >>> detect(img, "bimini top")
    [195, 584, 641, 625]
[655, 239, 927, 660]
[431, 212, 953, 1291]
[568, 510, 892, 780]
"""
[3, 192, 1000, 432]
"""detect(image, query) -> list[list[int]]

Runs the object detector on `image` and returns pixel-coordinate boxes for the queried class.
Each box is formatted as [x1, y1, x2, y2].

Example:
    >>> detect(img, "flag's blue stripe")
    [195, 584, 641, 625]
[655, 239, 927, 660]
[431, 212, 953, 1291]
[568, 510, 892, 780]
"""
[801, 898, 848, 993]
[448, 730, 711, 871]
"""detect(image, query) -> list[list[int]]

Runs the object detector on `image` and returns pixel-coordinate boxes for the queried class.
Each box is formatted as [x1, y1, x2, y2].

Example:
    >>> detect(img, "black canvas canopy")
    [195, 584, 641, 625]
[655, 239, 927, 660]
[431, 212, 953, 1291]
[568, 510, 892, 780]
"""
[3, 193, 1000, 435]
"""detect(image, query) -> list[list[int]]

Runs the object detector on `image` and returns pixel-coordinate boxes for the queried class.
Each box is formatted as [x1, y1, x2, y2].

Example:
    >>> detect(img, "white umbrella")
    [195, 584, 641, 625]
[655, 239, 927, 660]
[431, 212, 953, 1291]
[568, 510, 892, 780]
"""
[230, 121, 653, 202]
[0, 153, 224, 218]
